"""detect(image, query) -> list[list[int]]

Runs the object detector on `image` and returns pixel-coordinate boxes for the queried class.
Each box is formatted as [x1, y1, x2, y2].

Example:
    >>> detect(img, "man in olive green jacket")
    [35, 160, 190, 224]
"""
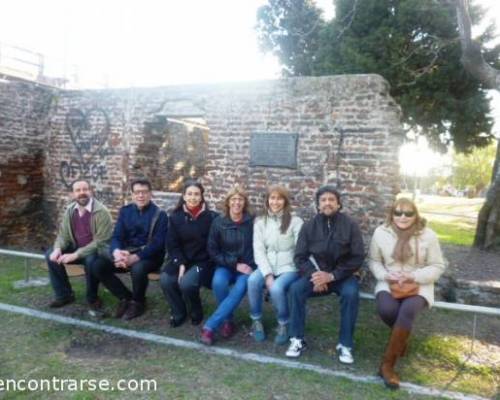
[45, 180, 113, 309]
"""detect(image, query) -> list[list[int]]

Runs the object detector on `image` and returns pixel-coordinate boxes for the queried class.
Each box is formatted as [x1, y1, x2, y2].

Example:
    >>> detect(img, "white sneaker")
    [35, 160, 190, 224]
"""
[286, 337, 306, 358]
[336, 344, 354, 364]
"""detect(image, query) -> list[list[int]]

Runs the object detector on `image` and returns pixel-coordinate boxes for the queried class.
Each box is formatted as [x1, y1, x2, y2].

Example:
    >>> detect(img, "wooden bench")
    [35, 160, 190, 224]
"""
[41, 264, 161, 281]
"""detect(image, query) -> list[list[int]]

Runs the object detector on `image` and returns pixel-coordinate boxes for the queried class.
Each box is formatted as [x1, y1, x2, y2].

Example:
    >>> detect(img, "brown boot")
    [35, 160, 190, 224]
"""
[379, 326, 411, 390]
[400, 340, 408, 357]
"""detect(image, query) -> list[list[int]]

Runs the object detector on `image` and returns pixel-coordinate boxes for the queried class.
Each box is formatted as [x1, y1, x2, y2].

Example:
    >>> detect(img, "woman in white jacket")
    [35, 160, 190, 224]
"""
[369, 197, 445, 390]
[247, 186, 303, 345]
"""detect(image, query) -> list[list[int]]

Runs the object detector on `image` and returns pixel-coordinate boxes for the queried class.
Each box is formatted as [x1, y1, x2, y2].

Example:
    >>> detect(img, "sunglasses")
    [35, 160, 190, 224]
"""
[393, 210, 415, 218]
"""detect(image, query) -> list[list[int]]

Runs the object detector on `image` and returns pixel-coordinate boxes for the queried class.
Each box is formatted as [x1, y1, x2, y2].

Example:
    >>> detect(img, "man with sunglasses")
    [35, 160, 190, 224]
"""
[286, 185, 365, 364]
[90, 178, 168, 320]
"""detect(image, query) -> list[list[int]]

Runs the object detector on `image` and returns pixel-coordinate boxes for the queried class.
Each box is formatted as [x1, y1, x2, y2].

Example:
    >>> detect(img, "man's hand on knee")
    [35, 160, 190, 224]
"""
[312, 283, 328, 293]
[310, 271, 334, 286]
[125, 253, 140, 267]
[59, 252, 78, 264]
[49, 248, 62, 263]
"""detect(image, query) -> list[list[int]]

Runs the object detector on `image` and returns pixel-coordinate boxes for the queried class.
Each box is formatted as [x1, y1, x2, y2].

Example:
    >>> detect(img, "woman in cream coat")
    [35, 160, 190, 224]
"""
[247, 185, 303, 345]
[369, 197, 445, 390]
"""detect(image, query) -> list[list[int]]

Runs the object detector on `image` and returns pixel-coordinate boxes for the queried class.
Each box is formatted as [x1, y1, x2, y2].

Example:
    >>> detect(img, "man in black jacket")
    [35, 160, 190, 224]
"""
[285, 186, 365, 364]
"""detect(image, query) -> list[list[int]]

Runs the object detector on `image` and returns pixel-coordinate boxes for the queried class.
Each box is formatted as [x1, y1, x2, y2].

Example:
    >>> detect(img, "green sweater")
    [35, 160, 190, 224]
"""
[54, 198, 113, 259]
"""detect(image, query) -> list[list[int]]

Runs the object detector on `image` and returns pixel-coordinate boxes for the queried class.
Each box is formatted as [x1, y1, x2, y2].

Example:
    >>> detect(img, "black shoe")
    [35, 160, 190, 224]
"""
[88, 298, 107, 318]
[169, 315, 187, 328]
[191, 312, 204, 326]
[88, 298, 102, 310]
[115, 298, 130, 319]
[49, 294, 75, 308]
[122, 300, 145, 321]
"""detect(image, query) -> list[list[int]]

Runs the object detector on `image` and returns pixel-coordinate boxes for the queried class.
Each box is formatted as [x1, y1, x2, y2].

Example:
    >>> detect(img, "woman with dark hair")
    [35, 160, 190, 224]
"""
[247, 185, 303, 344]
[160, 180, 218, 327]
[200, 186, 256, 345]
[369, 197, 445, 389]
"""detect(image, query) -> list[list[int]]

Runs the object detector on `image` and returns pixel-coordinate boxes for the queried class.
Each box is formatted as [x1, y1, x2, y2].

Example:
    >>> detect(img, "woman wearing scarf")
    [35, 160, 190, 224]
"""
[160, 180, 218, 327]
[369, 198, 445, 390]
[247, 185, 303, 344]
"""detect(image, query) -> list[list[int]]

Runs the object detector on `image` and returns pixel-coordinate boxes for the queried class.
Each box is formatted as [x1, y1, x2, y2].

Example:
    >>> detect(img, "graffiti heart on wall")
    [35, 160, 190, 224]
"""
[66, 108, 111, 163]
[59, 108, 113, 189]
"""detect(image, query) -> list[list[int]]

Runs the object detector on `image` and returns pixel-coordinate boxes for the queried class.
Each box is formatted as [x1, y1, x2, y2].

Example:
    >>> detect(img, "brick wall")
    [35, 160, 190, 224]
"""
[0, 79, 57, 249]
[1, 74, 403, 249]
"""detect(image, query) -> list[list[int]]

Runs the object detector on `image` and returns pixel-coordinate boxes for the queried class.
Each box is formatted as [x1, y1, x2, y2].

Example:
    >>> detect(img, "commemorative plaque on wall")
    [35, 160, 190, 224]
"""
[249, 132, 298, 169]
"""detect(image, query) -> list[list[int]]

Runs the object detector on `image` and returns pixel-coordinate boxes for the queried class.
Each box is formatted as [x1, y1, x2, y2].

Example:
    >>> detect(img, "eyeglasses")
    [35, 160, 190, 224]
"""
[393, 210, 415, 218]
[133, 190, 150, 196]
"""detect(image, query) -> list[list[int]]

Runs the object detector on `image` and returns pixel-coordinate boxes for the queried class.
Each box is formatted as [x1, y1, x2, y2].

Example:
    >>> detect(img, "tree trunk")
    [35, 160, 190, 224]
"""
[456, 0, 500, 249]
[474, 163, 500, 249]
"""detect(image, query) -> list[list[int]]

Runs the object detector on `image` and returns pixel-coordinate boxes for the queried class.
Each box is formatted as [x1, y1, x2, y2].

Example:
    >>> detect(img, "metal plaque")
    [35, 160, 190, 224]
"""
[249, 132, 298, 169]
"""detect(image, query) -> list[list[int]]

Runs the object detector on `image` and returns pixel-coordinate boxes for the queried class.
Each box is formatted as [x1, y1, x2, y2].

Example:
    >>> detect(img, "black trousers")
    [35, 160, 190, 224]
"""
[45, 247, 100, 303]
[160, 265, 213, 321]
[90, 257, 162, 303]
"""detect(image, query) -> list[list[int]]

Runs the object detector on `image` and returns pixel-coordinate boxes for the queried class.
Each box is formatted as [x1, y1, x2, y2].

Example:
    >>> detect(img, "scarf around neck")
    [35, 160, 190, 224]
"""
[391, 223, 418, 263]
[184, 203, 204, 219]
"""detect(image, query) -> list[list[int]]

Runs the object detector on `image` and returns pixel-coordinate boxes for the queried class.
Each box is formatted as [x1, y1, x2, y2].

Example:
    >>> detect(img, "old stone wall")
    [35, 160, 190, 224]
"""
[2, 74, 403, 249]
[0, 79, 57, 249]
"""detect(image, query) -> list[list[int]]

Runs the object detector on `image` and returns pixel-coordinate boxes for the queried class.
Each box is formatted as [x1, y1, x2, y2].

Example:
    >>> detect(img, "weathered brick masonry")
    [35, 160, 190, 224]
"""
[0, 79, 57, 248]
[1, 74, 403, 251]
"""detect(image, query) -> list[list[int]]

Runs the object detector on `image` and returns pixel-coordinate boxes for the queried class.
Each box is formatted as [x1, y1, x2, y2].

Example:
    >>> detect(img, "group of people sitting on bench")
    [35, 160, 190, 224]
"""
[46, 178, 445, 389]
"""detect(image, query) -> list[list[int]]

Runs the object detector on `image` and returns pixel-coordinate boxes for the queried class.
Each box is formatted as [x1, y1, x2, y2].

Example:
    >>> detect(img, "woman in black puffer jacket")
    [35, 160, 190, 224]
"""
[160, 180, 218, 327]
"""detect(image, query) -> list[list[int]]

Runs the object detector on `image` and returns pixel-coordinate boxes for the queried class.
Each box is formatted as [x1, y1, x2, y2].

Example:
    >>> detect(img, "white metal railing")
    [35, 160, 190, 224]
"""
[1, 248, 499, 316]
[0, 42, 44, 81]
[0, 42, 73, 88]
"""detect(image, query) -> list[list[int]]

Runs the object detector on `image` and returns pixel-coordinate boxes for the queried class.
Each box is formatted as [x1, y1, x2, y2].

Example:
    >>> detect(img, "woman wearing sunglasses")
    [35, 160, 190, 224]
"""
[368, 197, 445, 390]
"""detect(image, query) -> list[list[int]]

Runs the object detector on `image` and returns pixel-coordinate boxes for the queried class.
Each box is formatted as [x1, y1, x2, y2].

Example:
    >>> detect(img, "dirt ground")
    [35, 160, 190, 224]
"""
[441, 243, 500, 282]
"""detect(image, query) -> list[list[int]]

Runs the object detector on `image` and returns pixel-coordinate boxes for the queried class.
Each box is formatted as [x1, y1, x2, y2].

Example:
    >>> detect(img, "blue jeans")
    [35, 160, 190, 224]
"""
[288, 275, 359, 348]
[203, 266, 249, 332]
[247, 269, 299, 324]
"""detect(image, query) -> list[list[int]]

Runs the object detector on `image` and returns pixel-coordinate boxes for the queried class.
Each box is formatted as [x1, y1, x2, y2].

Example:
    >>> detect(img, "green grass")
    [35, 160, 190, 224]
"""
[406, 194, 483, 246]
[426, 220, 475, 246]
[1, 313, 442, 400]
[1, 255, 499, 398]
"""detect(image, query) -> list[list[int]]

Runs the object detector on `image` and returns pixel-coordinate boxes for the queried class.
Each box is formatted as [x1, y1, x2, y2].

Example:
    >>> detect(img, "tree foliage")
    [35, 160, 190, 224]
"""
[256, 0, 500, 153]
[451, 141, 496, 193]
